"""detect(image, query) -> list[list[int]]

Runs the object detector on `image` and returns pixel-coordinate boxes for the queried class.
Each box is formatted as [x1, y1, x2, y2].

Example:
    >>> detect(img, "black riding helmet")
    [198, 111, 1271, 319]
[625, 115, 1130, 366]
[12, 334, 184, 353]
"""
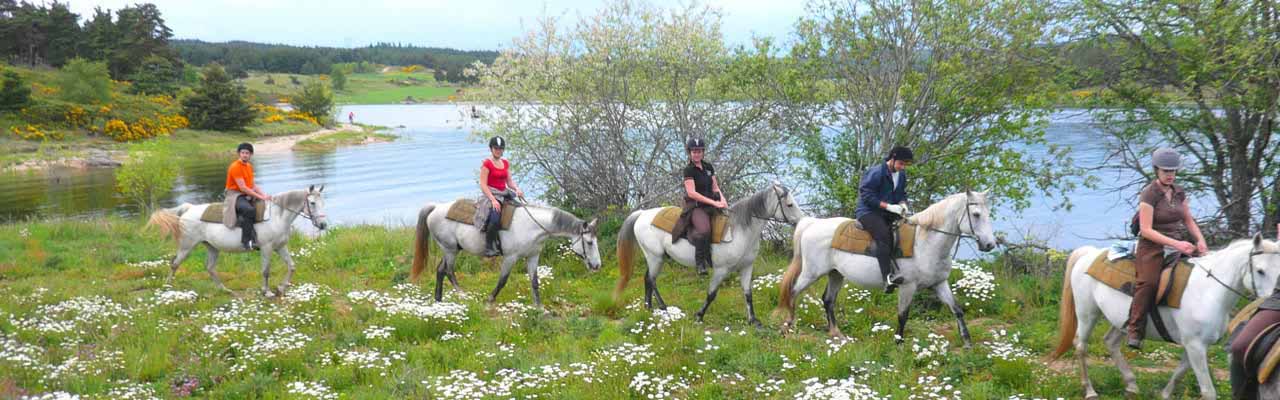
[887, 146, 913, 162]
[686, 137, 707, 151]
[237, 142, 254, 154]
[489, 136, 506, 149]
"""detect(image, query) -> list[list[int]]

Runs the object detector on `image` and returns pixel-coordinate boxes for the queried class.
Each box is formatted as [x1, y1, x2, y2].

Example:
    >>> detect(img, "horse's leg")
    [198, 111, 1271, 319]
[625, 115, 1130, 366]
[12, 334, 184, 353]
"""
[166, 244, 195, 286]
[275, 245, 296, 297]
[1103, 327, 1141, 398]
[1183, 340, 1217, 399]
[1160, 354, 1190, 400]
[259, 244, 275, 297]
[782, 269, 824, 334]
[644, 255, 667, 310]
[434, 250, 456, 301]
[694, 265, 730, 324]
[525, 253, 545, 312]
[822, 271, 845, 338]
[893, 283, 918, 345]
[202, 245, 230, 293]
[487, 255, 519, 305]
[739, 262, 762, 329]
[932, 281, 972, 347]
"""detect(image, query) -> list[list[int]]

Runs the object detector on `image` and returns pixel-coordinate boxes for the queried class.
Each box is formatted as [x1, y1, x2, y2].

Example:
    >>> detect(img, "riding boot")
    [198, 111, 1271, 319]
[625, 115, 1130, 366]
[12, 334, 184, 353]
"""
[483, 219, 502, 257]
[694, 237, 712, 276]
[1126, 319, 1145, 350]
[1231, 356, 1258, 400]
[873, 245, 902, 294]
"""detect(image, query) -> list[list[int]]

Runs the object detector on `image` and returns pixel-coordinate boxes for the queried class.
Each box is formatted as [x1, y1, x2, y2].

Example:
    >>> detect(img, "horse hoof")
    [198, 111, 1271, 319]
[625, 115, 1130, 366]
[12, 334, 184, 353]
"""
[750, 320, 763, 330]
[263, 289, 277, 298]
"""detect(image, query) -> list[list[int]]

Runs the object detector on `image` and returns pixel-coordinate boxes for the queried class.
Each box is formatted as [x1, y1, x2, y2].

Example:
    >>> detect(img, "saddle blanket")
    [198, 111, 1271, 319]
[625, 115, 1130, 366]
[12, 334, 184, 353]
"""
[444, 198, 516, 230]
[650, 206, 732, 243]
[1085, 250, 1192, 308]
[830, 219, 916, 258]
[200, 201, 267, 223]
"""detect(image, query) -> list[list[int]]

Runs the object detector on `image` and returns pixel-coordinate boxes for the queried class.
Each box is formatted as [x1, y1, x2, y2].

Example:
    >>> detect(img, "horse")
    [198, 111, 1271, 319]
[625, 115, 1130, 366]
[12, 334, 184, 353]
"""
[148, 186, 330, 297]
[775, 191, 997, 345]
[410, 201, 601, 310]
[614, 182, 807, 328]
[1049, 235, 1280, 400]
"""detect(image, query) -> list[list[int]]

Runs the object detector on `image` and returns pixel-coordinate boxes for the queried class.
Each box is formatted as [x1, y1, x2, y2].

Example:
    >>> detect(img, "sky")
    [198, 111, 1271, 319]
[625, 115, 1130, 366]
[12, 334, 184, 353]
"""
[67, 0, 808, 51]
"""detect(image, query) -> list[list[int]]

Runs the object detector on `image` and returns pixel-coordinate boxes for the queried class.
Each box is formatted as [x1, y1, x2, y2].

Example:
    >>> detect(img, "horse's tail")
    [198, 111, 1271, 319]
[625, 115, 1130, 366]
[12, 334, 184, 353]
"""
[774, 216, 814, 318]
[613, 210, 642, 300]
[410, 204, 437, 282]
[1050, 246, 1090, 360]
[147, 203, 191, 242]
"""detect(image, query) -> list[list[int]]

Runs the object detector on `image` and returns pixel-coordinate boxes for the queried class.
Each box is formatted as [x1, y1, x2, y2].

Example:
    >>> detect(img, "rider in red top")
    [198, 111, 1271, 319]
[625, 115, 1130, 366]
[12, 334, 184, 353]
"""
[478, 136, 524, 256]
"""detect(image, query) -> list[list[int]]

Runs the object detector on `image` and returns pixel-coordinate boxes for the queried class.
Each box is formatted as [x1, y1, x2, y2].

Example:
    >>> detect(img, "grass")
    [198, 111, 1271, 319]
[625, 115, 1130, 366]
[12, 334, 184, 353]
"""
[294, 129, 397, 152]
[0, 216, 1231, 399]
[242, 71, 460, 105]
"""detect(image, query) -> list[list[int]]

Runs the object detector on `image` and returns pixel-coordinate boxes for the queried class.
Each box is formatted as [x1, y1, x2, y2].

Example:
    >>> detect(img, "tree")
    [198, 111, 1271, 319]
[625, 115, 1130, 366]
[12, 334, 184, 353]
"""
[128, 54, 181, 95]
[181, 64, 255, 131]
[474, 0, 805, 211]
[329, 65, 346, 91]
[1073, 0, 1280, 240]
[108, 3, 174, 79]
[56, 58, 112, 104]
[116, 139, 179, 213]
[294, 80, 334, 124]
[0, 69, 31, 111]
[789, 0, 1080, 216]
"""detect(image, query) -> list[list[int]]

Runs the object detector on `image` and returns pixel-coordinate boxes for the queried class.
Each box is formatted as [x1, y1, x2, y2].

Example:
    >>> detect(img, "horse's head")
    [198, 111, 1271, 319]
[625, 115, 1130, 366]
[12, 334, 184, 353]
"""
[766, 181, 807, 225]
[960, 190, 997, 252]
[1246, 234, 1280, 297]
[306, 185, 329, 230]
[569, 217, 602, 272]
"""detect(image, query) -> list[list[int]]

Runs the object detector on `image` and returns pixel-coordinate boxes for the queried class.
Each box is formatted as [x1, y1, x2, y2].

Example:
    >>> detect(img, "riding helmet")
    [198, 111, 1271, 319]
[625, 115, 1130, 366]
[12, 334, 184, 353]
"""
[1152, 147, 1181, 170]
[237, 142, 254, 154]
[686, 137, 707, 151]
[887, 146, 913, 161]
[488, 136, 506, 149]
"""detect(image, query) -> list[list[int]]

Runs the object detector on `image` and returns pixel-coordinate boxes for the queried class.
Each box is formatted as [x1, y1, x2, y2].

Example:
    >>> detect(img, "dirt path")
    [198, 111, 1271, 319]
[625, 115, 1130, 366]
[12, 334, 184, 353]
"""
[254, 124, 361, 154]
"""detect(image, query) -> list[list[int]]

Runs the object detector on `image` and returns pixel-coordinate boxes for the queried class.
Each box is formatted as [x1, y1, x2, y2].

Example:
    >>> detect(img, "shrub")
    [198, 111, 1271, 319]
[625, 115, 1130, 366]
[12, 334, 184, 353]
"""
[293, 81, 333, 125]
[116, 139, 179, 212]
[181, 64, 255, 131]
[0, 70, 32, 111]
[56, 58, 113, 104]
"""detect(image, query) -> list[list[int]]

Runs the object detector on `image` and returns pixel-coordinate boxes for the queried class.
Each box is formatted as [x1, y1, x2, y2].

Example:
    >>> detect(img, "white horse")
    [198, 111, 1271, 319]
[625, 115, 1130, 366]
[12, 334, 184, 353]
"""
[148, 186, 329, 297]
[775, 191, 998, 345]
[614, 183, 807, 327]
[410, 201, 601, 310]
[1050, 235, 1280, 400]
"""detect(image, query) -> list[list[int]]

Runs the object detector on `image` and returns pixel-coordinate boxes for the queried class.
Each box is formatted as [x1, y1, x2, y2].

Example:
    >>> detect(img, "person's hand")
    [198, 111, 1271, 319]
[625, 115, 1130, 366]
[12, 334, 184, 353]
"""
[261, 194, 272, 202]
[1174, 241, 1196, 255]
[717, 199, 728, 209]
[885, 204, 905, 216]
[515, 188, 524, 199]
[1195, 240, 1209, 255]
[491, 199, 501, 210]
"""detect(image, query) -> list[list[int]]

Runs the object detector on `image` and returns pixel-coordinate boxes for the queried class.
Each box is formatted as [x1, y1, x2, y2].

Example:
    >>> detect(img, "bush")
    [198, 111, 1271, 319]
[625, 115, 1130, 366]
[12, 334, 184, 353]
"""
[56, 58, 113, 104]
[181, 64, 255, 131]
[293, 81, 333, 125]
[0, 70, 32, 111]
[116, 139, 179, 212]
[330, 66, 347, 91]
[128, 55, 182, 96]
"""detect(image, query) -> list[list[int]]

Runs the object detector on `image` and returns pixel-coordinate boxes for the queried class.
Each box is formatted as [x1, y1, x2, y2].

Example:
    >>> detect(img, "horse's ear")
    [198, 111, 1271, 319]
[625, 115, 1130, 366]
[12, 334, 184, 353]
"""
[319, 185, 325, 192]
[585, 218, 598, 231]
[1255, 233, 1264, 248]
[309, 184, 315, 193]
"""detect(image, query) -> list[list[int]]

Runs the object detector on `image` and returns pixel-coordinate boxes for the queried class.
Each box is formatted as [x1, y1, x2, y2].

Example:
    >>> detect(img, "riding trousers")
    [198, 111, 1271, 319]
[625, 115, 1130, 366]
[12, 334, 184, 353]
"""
[235, 194, 257, 245]
[857, 213, 899, 278]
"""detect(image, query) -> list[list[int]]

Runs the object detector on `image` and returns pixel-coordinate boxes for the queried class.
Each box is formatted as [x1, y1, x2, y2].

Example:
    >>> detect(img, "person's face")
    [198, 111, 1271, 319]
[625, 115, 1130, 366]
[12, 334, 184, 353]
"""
[689, 148, 704, 162]
[1157, 168, 1176, 185]
[238, 149, 252, 162]
[890, 159, 910, 172]
[490, 146, 504, 158]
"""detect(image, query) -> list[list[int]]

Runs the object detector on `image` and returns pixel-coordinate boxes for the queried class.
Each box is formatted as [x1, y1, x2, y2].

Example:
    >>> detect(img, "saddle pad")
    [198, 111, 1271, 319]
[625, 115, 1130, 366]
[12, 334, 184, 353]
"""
[649, 206, 730, 244]
[1085, 251, 1193, 309]
[444, 198, 516, 230]
[830, 220, 916, 258]
[200, 201, 267, 223]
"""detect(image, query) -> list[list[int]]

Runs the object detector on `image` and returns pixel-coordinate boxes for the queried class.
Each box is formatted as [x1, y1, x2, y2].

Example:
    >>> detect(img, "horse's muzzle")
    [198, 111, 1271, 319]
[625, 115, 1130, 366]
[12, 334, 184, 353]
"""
[978, 242, 995, 252]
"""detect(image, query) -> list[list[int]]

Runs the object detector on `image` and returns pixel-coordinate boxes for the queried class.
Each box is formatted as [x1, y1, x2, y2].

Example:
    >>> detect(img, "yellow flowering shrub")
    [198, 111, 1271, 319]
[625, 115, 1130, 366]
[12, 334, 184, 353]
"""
[64, 106, 90, 129]
[263, 114, 285, 123]
[286, 111, 319, 126]
[401, 65, 423, 73]
[9, 124, 64, 141]
[101, 114, 188, 142]
[148, 95, 174, 107]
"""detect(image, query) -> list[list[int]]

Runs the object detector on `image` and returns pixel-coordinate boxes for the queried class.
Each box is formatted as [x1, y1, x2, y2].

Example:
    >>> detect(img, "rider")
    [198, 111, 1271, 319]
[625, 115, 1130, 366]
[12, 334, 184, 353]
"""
[1231, 286, 1280, 400]
[1127, 147, 1208, 349]
[224, 142, 271, 250]
[678, 137, 726, 276]
[477, 136, 524, 257]
[855, 146, 912, 293]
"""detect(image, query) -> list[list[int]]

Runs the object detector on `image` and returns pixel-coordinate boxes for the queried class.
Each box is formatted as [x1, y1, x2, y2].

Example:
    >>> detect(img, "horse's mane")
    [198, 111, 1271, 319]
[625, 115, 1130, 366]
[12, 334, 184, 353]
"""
[521, 204, 582, 233]
[907, 193, 970, 229]
[728, 185, 772, 228]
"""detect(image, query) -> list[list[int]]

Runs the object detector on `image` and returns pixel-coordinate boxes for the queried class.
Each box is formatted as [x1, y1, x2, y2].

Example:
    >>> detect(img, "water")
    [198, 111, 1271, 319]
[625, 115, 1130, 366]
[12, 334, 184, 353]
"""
[0, 105, 1207, 251]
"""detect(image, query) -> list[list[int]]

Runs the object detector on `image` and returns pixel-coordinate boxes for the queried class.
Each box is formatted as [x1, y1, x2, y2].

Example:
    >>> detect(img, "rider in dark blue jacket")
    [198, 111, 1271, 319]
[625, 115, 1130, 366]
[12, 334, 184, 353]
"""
[855, 146, 913, 293]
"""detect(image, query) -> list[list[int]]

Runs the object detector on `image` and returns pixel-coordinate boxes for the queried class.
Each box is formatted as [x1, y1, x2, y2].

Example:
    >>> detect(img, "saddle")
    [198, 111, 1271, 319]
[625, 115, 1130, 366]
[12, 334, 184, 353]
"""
[830, 219, 916, 258]
[444, 198, 517, 230]
[1226, 299, 1280, 385]
[200, 200, 267, 223]
[650, 206, 731, 244]
[1084, 251, 1192, 308]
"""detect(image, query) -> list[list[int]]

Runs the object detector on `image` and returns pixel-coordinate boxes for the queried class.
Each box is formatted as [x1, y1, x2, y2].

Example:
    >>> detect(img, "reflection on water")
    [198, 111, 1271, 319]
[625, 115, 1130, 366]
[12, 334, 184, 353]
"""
[0, 106, 1219, 252]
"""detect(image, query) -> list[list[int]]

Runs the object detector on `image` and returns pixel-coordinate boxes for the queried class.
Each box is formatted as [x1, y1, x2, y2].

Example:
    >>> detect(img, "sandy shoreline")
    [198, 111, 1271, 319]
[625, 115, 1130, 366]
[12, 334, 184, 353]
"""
[3, 124, 365, 172]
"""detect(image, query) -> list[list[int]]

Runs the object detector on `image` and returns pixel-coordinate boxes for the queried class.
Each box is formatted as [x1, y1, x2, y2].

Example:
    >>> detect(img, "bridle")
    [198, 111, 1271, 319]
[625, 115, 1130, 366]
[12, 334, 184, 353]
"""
[905, 197, 983, 258]
[751, 185, 797, 225]
[271, 192, 326, 229]
[518, 200, 595, 265]
[1194, 247, 1264, 301]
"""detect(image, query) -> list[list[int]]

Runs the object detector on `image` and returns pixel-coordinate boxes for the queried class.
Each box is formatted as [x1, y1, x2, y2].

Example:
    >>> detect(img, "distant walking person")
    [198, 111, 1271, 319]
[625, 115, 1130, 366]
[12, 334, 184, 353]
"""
[348, 111, 354, 124]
